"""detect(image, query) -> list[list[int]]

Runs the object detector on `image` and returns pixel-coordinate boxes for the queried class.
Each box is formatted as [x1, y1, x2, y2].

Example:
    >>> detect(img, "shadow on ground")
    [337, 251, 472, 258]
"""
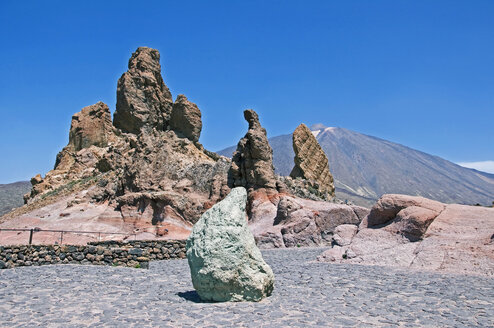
[177, 290, 202, 303]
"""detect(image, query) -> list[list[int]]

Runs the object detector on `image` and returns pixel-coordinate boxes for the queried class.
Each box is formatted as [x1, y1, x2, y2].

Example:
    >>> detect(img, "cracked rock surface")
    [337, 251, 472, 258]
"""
[319, 194, 494, 276]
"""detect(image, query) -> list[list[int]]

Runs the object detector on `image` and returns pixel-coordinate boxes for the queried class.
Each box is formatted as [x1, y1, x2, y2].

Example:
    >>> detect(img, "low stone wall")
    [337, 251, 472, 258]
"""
[0, 239, 186, 270]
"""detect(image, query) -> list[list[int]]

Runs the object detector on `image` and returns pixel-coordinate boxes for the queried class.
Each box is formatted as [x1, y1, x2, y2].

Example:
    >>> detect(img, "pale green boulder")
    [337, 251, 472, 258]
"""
[186, 187, 275, 302]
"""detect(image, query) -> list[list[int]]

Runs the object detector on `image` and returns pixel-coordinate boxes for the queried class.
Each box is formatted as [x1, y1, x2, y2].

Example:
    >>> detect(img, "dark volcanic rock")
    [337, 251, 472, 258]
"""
[113, 47, 173, 134]
[229, 110, 277, 190]
[170, 95, 202, 142]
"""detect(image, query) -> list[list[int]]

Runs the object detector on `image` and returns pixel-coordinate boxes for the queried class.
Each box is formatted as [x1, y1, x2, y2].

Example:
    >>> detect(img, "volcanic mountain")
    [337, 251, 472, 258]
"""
[218, 124, 494, 207]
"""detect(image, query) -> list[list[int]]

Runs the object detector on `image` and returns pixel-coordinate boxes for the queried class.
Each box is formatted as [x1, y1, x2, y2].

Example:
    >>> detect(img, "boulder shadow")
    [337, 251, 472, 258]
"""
[177, 290, 203, 303]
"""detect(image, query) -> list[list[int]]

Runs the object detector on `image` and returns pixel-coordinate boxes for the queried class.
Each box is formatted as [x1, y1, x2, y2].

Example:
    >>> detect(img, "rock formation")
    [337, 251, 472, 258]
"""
[226, 111, 365, 249]
[10, 46, 367, 249]
[318, 194, 494, 276]
[69, 102, 114, 151]
[229, 110, 277, 190]
[169, 95, 202, 142]
[113, 47, 173, 134]
[23, 101, 119, 202]
[290, 123, 335, 198]
[186, 187, 274, 302]
[251, 194, 368, 249]
[19, 47, 230, 239]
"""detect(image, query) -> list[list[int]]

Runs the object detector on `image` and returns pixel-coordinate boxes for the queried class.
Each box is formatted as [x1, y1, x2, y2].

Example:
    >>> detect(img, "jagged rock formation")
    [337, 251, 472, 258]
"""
[113, 47, 173, 134]
[290, 123, 335, 198]
[318, 194, 494, 276]
[250, 193, 368, 249]
[20, 47, 230, 237]
[170, 95, 202, 142]
[23, 101, 120, 202]
[226, 112, 363, 249]
[186, 187, 274, 302]
[219, 124, 494, 207]
[69, 102, 114, 151]
[9, 47, 366, 248]
[229, 110, 277, 190]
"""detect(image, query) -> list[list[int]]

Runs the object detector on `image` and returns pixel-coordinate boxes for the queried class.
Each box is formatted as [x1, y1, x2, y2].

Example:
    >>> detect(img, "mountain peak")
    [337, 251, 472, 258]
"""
[310, 123, 327, 131]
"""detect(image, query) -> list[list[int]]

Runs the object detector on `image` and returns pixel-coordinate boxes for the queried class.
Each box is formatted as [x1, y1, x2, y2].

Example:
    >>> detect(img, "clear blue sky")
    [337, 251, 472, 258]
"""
[1, 0, 493, 183]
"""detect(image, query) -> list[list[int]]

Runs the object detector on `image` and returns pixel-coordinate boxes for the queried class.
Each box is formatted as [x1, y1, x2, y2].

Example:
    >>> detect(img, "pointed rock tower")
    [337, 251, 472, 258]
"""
[290, 123, 335, 198]
[229, 109, 277, 190]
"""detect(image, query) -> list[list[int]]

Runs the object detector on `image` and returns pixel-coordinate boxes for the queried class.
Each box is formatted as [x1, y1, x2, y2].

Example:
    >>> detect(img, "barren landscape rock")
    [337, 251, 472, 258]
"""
[69, 102, 114, 151]
[229, 109, 277, 190]
[30, 174, 43, 186]
[16, 47, 231, 237]
[333, 224, 358, 246]
[290, 123, 335, 197]
[366, 194, 445, 227]
[248, 193, 366, 249]
[186, 187, 274, 302]
[113, 47, 173, 134]
[318, 194, 494, 276]
[170, 95, 202, 142]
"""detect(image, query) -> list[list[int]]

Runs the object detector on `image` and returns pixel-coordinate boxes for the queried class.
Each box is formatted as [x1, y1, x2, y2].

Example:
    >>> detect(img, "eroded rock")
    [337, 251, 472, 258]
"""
[170, 94, 202, 142]
[318, 194, 494, 276]
[69, 102, 114, 151]
[114, 47, 173, 134]
[186, 187, 274, 302]
[229, 110, 277, 190]
[290, 123, 335, 197]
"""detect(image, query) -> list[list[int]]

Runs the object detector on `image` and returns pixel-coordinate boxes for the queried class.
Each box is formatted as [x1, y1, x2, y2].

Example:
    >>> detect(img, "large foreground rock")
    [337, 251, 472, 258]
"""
[186, 187, 274, 302]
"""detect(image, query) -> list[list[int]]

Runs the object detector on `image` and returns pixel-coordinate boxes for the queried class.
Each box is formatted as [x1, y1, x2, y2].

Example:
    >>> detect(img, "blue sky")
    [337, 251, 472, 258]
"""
[1, 0, 493, 183]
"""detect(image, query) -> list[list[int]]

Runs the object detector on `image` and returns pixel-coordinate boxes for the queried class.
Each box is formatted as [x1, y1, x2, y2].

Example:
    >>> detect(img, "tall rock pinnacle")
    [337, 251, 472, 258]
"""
[290, 123, 335, 197]
[113, 47, 173, 134]
[229, 109, 277, 190]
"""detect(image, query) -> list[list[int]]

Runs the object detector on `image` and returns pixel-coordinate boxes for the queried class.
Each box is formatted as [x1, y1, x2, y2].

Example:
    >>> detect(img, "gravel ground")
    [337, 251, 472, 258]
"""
[0, 247, 493, 327]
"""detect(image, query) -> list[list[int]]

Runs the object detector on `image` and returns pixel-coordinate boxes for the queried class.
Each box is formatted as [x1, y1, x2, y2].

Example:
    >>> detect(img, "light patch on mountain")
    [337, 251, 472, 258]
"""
[458, 161, 494, 174]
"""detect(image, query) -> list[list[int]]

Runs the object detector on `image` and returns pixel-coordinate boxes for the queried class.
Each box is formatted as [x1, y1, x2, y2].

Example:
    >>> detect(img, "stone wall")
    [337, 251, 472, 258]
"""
[0, 239, 186, 270]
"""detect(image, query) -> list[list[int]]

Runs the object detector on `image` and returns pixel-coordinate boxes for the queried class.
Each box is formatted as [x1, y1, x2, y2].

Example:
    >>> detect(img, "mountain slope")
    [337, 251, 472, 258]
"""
[0, 181, 31, 216]
[218, 125, 494, 207]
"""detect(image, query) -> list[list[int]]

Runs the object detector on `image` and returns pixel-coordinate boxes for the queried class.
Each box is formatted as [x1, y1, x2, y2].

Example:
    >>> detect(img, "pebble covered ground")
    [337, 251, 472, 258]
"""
[0, 247, 493, 327]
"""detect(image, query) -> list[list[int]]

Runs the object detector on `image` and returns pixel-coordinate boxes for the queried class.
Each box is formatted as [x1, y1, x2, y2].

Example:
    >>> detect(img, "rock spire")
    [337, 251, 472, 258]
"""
[290, 123, 335, 197]
[229, 109, 277, 190]
[113, 47, 173, 134]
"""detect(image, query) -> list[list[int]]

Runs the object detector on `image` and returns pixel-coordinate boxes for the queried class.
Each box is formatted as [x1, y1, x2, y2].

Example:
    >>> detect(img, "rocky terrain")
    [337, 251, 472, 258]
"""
[218, 124, 494, 207]
[1, 47, 232, 243]
[1, 47, 492, 278]
[1, 47, 360, 247]
[0, 181, 30, 216]
[318, 194, 494, 276]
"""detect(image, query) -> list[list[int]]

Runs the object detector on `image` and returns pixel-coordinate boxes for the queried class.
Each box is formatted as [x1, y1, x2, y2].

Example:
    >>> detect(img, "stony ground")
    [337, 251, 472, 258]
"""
[0, 247, 493, 327]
